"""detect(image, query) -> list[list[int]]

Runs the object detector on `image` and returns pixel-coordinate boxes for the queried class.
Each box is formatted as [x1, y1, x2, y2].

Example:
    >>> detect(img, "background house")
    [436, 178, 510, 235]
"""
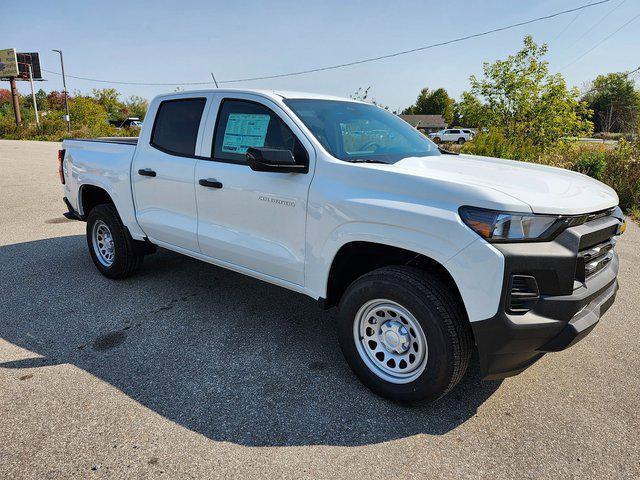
[398, 114, 447, 134]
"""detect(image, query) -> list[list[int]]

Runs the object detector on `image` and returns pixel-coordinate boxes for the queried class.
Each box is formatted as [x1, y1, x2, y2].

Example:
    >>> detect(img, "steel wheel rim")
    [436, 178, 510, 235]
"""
[92, 220, 115, 267]
[353, 299, 428, 384]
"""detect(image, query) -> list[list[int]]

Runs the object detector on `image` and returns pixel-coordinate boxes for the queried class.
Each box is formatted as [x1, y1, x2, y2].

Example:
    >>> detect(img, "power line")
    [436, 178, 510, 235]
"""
[570, 0, 626, 47]
[550, 1, 591, 43]
[560, 11, 640, 70]
[217, 1, 612, 84]
[41, 0, 611, 87]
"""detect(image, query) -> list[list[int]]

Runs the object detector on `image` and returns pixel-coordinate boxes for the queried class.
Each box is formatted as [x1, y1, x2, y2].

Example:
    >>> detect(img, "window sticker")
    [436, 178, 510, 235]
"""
[221, 113, 270, 154]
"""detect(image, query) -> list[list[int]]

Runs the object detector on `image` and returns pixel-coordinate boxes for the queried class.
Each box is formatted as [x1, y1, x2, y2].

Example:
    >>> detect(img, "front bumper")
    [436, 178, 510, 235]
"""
[471, 213, 621, 380]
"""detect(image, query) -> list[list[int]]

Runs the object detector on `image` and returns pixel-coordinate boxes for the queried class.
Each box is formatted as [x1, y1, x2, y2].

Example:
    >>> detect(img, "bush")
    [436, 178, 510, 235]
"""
[0, 88, 144, 142]
[460, 129, 542, 161]
[594, 141, 640, 214]
[572, 150, 608, 180]
[0, 112, 139, 142]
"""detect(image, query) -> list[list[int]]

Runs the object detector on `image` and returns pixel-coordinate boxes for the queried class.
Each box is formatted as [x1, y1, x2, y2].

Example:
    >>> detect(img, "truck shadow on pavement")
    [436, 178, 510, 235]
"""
[0, 235, 502, 447]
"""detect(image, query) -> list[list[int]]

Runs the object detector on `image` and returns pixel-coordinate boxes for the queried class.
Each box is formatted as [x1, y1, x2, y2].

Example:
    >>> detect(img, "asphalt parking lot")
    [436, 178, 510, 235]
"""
[1, 139, 639, 479]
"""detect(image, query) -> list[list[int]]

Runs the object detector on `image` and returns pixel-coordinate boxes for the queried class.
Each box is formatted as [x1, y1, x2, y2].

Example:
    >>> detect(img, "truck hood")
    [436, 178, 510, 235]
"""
[394, 153, 618, 215]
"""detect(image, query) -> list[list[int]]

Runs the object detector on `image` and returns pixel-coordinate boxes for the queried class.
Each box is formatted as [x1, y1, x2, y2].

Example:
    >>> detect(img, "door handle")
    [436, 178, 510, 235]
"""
[138, 168, 156, 177]
[199, 178, 223, 189]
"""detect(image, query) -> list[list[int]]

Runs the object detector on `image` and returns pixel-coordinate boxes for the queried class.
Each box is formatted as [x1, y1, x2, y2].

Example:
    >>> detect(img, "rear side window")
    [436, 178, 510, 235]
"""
[151, 98, 207, 156]
[212, 99, 307, 165]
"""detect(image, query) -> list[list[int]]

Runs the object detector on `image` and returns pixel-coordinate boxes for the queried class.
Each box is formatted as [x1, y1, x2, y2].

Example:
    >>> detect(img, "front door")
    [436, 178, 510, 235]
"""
[132, 95, 209, 252]
[194, 95, 314, 286]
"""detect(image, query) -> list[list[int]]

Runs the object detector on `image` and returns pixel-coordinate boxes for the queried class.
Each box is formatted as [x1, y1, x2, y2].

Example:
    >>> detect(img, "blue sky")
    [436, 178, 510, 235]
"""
[7, 0, 640, 111]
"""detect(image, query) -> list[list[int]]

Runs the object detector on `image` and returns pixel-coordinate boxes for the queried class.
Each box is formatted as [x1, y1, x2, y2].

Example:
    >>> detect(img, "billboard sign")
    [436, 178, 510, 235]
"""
[17, 52, 43, 80]
[0, 48, 19, 78]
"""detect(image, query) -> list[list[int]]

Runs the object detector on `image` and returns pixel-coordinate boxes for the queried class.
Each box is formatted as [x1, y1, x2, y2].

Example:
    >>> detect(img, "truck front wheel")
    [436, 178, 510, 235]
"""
[337, 266, 472, 403]
[86, 204, 144, 279]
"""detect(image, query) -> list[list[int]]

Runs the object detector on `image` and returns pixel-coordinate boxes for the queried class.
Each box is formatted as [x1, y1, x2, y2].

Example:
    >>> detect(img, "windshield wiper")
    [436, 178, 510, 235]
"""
[348, 158, 390, 164]
[438, 147, 459, 155]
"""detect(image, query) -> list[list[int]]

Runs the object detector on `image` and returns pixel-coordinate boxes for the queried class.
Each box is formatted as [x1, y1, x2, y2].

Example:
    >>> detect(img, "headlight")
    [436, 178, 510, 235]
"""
[459, 206, 580, 242]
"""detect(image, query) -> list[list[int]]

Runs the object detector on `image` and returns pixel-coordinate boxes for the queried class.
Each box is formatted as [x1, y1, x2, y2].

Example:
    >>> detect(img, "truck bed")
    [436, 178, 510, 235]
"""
[62, 136, 140, 231]
[67, 137, 138, 145]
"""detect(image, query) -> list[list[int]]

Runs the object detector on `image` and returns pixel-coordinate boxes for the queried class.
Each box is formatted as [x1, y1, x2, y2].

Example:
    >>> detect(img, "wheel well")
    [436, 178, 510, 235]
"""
[80, 185, 114, 218]
[323, 242, 465, 311]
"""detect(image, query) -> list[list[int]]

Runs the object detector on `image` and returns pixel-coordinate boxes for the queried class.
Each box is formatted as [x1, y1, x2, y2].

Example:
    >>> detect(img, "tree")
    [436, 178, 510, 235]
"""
[0, 89, 11, 106]
[124, 95, 149, 120]
[349, 86, 392, 111]
[35, 89, 48, 111]
[91, 88, 125, 120]
[46, 91, 67, 111]
[350, 86, 371, 102]
[0, 89, 15, 118]
[69, 96, 109, 126]
[453, 92, 485, 128]
[402, 87, 454, 124]
[582, 72, 640, 133]
[467, 35, 592, 149]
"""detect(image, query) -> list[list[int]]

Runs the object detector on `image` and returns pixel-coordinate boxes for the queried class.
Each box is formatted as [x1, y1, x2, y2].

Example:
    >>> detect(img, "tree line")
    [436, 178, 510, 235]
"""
[0, 88, 148, 140]
[400, 36, 639, 143]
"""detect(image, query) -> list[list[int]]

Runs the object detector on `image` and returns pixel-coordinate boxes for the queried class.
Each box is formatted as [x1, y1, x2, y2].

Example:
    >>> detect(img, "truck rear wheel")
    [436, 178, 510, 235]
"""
[86, 204, 144, 279]
[337, 266, 472, 403]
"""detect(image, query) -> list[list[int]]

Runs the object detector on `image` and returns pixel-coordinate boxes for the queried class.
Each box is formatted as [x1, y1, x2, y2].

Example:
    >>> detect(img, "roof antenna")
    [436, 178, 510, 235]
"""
[210, 72, 219, 88]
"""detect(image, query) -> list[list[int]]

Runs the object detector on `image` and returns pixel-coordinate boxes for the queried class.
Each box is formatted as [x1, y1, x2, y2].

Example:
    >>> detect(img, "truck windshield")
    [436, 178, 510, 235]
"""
[284, 99, 440, 163]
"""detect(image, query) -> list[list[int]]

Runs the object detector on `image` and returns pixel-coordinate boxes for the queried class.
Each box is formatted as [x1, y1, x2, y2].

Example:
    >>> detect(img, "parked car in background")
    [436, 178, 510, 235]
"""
[109, 117, 143, 129]
[429, 128, 474, 144]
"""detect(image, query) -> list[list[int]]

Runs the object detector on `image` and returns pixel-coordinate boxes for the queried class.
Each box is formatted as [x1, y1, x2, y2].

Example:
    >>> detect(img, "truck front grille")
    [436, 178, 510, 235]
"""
[585, 207, 615, 223]
[575, 209, 618, 283]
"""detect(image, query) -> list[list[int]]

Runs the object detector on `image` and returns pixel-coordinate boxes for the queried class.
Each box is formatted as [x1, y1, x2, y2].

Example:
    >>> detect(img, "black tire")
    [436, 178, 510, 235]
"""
[432, 137, 441, 143]
[337, 266, 473, 403]
[457, 137, 466, 144]
[86, 204, 144, 279]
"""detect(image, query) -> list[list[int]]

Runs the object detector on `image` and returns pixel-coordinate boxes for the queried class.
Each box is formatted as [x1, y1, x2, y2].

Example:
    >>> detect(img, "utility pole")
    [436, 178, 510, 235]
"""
[28, 64, 40, 128]
[52, 49, 71, 132]
[9, 76, 21, 125]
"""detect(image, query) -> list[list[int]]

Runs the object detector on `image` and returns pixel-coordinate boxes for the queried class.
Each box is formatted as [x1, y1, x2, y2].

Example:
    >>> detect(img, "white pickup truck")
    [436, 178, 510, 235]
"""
[60, 89, 625, 403]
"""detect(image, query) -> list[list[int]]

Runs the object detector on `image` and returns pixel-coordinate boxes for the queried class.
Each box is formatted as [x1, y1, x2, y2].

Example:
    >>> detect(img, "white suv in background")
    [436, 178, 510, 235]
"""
[429, 129, 474, 144]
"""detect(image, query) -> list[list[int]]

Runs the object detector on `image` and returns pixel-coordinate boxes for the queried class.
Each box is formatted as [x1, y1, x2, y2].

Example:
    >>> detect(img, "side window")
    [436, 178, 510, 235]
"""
[212, 99, 307, 165]
[151, 98, 207, 156]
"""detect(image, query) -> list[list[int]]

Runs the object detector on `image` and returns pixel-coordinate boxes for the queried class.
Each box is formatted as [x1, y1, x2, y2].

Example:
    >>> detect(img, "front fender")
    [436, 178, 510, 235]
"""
[306, 220, 504, 323]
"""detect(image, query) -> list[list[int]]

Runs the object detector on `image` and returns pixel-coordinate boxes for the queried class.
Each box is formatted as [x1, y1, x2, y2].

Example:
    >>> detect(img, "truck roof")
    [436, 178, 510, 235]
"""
[154, 88, 356, 103]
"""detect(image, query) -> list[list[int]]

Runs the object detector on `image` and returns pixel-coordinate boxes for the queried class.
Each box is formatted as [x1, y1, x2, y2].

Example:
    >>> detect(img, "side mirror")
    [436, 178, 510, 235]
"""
[246, 147, 307, 173]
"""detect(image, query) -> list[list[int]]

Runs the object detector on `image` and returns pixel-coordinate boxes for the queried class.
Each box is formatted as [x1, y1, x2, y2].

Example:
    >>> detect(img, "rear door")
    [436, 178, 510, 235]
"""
[132, 94, 210, 252]
[193, 94, 314, 286]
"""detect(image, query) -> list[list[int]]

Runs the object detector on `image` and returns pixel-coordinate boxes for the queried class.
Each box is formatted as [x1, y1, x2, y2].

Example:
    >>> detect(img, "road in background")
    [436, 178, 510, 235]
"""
[0, 140, 638, 479]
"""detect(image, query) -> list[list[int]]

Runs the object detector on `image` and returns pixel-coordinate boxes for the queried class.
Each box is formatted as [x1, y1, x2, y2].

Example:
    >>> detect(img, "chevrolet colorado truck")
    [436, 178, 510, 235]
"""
[59, 89, 625, 403]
